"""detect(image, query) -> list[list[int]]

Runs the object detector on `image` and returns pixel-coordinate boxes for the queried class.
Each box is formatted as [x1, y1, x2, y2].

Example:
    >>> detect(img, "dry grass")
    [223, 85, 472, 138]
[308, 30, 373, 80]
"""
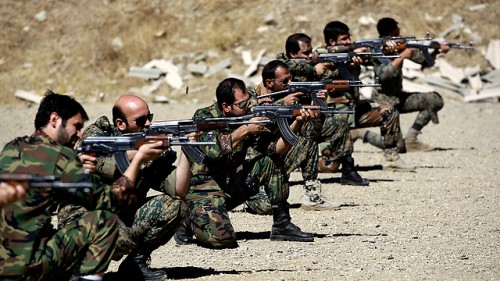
[0, 0, 497, 104]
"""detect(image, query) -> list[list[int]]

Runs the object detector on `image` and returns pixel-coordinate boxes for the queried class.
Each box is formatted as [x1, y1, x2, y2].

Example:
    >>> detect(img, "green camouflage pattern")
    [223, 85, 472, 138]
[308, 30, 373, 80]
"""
[185, 103, 289, 248]
[0, 132, 119, 279]
[372, 50, 443, 129]
[60, 115, 186, 261]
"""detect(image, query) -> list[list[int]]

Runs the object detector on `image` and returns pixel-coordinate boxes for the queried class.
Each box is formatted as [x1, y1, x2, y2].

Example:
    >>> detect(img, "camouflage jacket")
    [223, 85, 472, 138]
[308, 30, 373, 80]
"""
[250, 82, 286, 106]
[372, 50, 427, 106]
[74, 116, 178, 199]
[0, 131, 120, 277]
[190, 103, 279, 190]
[276, 52, 357, 102]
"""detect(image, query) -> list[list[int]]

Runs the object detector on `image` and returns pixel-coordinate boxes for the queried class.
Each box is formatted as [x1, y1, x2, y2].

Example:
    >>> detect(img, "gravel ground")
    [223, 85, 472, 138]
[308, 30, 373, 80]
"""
[1, 94, 498, 280]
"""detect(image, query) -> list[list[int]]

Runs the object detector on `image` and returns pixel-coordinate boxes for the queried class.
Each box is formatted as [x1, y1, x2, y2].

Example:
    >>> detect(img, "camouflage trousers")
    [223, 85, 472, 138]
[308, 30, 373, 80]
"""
[185, 154, 288, 249]
[361, 91, 444, 148]
[58, 194, 187, 261]
[245, 117, 352, 215]
[13, 210, 118, 281]
[325, 100, 401, 152]
[397, 91, 444, 130]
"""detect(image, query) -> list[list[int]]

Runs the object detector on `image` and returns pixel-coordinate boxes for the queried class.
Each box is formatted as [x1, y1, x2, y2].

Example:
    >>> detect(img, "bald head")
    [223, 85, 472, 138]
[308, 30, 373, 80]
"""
[112, 95, 151, 133]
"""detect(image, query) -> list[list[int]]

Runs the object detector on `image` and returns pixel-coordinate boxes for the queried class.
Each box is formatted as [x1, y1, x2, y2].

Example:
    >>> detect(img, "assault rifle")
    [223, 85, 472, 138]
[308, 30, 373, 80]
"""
[332, 35, 417, 65]
[78, 117, 269, 172]
[400, 39, 474, 67]
[0, 173, 93, 194]
[250, 104, 354, 145]
[258, 79, 380, 103]
[294, 52, 398, 81]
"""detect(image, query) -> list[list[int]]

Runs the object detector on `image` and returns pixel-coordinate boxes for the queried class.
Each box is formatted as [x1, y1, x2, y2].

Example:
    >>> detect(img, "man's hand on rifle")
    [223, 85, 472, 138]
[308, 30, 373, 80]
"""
[284, 92, 303, 106]
[79, 154, 97, 174]
[136, 140, 169, 163]
[246, 117, 267, 135]
[295, 108, 318, 124]
[0, 181, 28, 207]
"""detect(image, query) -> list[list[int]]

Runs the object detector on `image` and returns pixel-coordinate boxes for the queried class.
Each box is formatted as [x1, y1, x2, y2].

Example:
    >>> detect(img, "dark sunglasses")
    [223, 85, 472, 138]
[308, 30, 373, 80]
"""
[233, 96, 256, 109]
[276, 77, 290, 84]
[131, 113, 154, 127]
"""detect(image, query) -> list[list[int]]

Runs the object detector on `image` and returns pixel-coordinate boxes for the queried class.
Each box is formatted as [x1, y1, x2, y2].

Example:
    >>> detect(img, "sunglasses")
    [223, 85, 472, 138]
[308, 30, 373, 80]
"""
[130, 113, 154, 127]
[233, 96, 256, 109]
[275, 77, 290, 84]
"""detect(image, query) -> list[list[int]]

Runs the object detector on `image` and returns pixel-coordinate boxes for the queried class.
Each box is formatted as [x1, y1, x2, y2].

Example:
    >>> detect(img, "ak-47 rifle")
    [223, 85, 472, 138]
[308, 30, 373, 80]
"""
[0, 173, 93, 194]
[294, 51, 398, 81]
[77, 116, 268, 172]
[398, 39, 474, 67]
[250, 104, 354, 145]
[328, 35, 416, 65]
[257, 79, 380, 104]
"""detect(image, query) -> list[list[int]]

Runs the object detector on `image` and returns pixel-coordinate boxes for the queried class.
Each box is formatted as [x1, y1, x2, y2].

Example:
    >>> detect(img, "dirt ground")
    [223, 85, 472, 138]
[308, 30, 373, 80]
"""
[1, 92, 498, 280]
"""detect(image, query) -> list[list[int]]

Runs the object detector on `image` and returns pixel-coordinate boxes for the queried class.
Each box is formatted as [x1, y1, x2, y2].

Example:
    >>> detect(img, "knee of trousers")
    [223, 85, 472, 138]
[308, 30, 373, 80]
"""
[431, 91, 444, 111]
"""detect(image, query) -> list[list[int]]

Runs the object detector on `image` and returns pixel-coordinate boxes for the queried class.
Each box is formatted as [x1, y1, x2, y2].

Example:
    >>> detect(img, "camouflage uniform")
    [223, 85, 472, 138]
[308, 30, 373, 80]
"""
[244, 82, 352, 214]
[372, 50, 444, 135]
[185, 103, 290, 248]
[57, 116, 187, 261]
[0, 131, 124, 280]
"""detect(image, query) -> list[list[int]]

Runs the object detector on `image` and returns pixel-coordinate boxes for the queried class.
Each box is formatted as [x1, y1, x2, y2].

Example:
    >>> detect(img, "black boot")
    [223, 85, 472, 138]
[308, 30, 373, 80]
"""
[340, 155, 369, 186]
[270, 203, 314, 242]
[174, 219, 194, 245]
[119, 249, 167, 281]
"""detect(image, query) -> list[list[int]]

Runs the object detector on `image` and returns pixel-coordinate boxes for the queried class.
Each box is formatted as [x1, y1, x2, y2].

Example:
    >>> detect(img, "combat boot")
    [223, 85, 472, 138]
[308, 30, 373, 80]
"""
[174, 219, 194, 245]
[301, 179, 341, 211]
[270, 203, 314, 242]
[382, 147, 416, 172]
[118, 249, 167, 281]
[405, 128, 434, 152]
[340, 155, 369, 186]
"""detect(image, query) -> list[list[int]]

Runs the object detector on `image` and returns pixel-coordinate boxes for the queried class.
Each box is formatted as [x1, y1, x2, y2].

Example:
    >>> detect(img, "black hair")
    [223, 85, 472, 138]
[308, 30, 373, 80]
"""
[262, 60, 289, 81]
[323, 21, 350, 46]
[285, 33, 311, 57]
[34, 90, 88, 130]
[377, 17, 399, 37]
[215, 78, 247, 110]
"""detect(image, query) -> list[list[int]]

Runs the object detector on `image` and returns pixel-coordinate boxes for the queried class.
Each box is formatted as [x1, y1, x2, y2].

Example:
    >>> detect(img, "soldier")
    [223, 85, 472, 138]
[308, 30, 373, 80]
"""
[245, 59, 352, 212]
[175, 77, 316, 249]
[372, 17, 448, 151]
[322, 21, 415, 171]
[0, 91, 164, 281]
[277, 33, 373, 179]
[58, 95, 193, 281]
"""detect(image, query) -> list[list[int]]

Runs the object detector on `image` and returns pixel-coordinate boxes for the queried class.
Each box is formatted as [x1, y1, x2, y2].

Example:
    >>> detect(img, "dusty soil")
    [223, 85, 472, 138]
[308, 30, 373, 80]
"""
[1, 0, 499, 280]
[1, 93, 498, 280]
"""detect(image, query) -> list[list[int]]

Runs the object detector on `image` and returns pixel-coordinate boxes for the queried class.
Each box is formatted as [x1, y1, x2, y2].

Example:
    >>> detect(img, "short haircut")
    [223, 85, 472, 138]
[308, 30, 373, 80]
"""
[215, 77, 247, 109]
[34, 90, 88, 130]
[377, 17, 399, 37]
[112, 104, 127, 127]
[262, 60, 288, 81]
[285, 33, 311, 57]
[323, 21, 350, 45]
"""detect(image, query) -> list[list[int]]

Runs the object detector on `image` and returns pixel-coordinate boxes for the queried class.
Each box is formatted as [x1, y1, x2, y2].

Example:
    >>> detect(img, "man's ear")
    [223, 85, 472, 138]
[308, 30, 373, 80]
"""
[328, 38, 336, 46]
[49, 112, 59, 128]
[221, 102, 232, 113]
[115, 118, 127, 131]
[289, 52, 297, 59]
[264, 79, 274, 89]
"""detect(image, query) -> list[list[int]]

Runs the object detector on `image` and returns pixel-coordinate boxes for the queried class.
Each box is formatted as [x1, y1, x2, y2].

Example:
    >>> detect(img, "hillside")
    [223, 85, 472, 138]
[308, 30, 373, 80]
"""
[0, 0, 497, 105]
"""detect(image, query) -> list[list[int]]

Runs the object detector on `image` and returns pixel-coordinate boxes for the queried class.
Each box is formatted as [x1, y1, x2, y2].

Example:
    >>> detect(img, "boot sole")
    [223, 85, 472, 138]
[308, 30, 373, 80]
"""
[301, 204, 341, 211]
[340, 180, 369, 186]
[382, 167, 416, 172]
[270, 235, 314, 242]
